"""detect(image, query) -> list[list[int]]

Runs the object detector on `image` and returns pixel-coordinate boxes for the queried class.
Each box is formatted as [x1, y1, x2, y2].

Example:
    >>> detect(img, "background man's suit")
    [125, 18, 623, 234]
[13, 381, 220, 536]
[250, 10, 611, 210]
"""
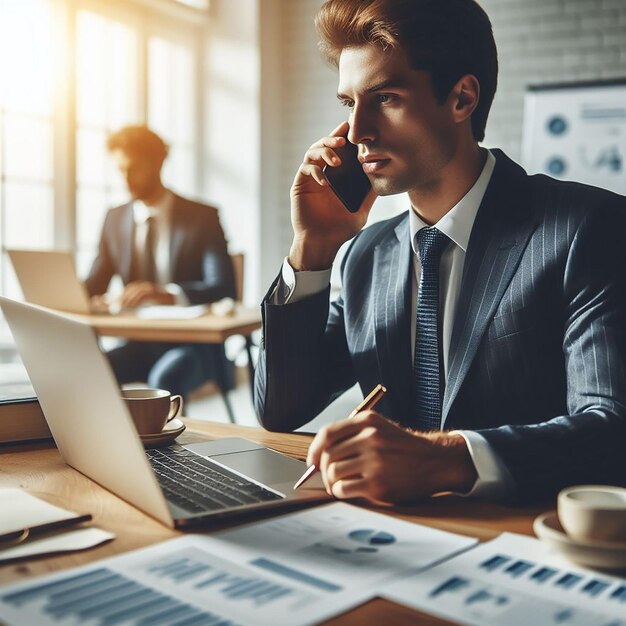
[86, 194, 236, 399]
[255, 151, 626, 503]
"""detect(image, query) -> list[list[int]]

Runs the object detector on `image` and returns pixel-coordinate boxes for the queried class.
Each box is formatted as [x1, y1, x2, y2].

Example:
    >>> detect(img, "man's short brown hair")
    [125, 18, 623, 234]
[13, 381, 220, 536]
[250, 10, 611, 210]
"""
[316, 0, 498, 142]
[107, 126, 169, 162]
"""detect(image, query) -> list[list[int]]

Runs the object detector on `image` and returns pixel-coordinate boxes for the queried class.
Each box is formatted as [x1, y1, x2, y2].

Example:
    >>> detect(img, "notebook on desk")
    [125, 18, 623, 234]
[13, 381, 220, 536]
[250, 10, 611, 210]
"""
[0, 297, 329, 529]
[7, 249, 110, 315]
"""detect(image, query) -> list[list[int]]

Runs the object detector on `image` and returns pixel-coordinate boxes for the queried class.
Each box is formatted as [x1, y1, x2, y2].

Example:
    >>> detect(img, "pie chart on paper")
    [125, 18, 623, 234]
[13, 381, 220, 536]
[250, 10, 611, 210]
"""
[348, 529, 396, 546]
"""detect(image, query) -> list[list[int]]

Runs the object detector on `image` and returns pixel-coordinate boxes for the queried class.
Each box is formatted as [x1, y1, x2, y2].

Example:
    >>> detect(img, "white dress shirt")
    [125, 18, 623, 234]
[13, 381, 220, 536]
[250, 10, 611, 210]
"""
[275, 150, 514, 499]
[132, 190, 189, 305]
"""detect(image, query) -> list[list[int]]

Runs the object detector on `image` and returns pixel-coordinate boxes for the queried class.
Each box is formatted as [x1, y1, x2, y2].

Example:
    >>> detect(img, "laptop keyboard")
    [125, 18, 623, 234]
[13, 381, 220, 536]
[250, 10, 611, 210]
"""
[145, 446, 283, 514]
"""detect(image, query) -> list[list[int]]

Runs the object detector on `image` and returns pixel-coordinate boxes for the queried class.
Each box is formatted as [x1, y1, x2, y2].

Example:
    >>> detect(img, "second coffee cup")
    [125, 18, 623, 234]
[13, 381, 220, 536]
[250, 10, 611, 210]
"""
[121, 387, 183, 435]
[558, 485, 626, 544]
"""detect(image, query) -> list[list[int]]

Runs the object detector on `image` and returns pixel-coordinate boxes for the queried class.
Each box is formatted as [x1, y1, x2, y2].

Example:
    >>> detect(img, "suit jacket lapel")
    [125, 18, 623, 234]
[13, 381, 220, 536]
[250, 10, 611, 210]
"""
[120, 202, 135, 282]
[442, 151, 538, 426]
[169, 195, 187, 281]
[372, 215, 414, 422]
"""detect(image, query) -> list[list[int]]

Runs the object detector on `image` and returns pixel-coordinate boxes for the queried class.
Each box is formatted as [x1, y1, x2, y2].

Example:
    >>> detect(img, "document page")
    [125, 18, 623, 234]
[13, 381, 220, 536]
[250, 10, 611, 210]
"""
[0, 502, 477, 626]
[382, 532, 626, 626]
[0, 489, 86, 536]
[135, 304, 210, 320]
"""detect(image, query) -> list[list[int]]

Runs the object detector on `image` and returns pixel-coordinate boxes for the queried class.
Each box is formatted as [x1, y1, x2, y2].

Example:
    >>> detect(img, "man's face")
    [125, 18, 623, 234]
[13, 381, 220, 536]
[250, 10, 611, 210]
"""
[337, 45, 458, 198]
[112, 149, 162, 201]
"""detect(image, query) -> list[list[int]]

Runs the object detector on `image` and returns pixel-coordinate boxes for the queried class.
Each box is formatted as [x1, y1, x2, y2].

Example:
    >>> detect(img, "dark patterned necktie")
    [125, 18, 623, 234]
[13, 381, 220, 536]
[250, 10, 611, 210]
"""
[414, 227, 451, 431]
[143, 216, 158, 282]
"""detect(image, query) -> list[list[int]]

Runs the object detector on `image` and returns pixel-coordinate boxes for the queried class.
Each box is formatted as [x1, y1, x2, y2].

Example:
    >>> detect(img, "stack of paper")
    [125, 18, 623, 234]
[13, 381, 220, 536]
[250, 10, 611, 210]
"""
[0, 489, 113, 563]
[0, 502, 476, 626]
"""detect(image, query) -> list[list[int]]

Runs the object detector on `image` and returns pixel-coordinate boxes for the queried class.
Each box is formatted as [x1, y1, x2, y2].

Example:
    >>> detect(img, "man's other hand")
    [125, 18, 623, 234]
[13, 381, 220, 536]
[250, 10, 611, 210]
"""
[120, 281, 176, 308]
[306, 411, 478, 504]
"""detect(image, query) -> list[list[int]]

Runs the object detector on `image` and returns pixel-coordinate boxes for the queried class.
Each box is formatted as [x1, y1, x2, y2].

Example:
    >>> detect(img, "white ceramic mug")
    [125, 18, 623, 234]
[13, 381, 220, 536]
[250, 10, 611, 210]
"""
[558, 485, 626, 544]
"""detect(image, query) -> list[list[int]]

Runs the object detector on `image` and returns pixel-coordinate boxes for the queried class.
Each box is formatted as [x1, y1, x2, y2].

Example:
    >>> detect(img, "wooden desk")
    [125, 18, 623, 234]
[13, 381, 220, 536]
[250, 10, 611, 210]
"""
[71, 307, 261, 345]
[0, 420, 547, 625]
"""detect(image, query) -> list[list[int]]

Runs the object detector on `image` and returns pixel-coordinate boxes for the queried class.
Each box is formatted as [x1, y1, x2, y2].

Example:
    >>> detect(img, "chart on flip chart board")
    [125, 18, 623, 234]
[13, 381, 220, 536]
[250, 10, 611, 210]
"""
[522, 80, 626, 195]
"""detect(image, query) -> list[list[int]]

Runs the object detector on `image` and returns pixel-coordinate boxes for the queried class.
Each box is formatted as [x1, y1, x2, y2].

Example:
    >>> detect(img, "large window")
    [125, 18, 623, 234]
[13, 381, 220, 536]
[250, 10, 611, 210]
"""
[0, 0, 56, 304]
[0, 0, 207, 389]
[75, 8, 142, 276]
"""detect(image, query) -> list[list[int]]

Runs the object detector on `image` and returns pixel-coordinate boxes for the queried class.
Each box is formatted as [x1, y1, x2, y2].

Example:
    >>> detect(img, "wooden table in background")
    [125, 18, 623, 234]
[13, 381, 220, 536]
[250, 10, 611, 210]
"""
[73, 307, 262, 416]
[72, 307, 262, 345]
[0, 420, 548, 625]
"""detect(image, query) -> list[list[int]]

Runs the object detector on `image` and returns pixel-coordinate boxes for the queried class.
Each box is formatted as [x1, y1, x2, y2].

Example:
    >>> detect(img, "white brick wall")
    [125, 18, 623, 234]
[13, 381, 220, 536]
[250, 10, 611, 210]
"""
[480, 0, 626, 159]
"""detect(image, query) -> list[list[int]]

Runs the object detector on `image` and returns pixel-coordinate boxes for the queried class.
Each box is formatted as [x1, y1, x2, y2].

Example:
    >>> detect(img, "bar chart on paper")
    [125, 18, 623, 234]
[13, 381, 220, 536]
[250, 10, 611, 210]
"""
[0, 545, 321, 626]
[0, 566, 241, 626]
[382, 532, 626, 626]
[0, 503, 480, 626]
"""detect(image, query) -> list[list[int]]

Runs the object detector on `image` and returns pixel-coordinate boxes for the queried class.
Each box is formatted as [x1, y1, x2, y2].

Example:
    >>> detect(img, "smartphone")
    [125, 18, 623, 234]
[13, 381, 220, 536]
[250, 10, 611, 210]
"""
[323, 139, 372, 213]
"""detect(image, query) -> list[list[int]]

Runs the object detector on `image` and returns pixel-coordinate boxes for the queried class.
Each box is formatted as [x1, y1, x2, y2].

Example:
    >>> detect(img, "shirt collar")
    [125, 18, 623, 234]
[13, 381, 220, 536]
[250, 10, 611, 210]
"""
[409, 150, 496, 255]
[133, 189, 174, 224]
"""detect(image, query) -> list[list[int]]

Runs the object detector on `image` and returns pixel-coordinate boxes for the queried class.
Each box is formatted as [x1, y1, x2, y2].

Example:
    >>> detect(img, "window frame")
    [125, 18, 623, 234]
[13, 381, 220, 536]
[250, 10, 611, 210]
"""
[0, 0, 208, 343]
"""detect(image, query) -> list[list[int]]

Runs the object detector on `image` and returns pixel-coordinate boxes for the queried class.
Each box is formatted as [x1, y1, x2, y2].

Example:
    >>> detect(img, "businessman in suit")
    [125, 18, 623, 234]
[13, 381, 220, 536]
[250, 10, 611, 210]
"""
[254, 0, 626, 504]
[85, 126, 236, 401]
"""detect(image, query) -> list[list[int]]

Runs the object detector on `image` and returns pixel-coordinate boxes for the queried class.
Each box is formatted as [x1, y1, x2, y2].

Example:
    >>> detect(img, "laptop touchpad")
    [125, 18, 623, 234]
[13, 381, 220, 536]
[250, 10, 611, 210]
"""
[214, 449, 306, 485]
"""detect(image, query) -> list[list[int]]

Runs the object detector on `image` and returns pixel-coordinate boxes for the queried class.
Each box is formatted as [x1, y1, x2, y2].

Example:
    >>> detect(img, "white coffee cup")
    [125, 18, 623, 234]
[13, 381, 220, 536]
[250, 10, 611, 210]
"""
[558, 485, 626, 544]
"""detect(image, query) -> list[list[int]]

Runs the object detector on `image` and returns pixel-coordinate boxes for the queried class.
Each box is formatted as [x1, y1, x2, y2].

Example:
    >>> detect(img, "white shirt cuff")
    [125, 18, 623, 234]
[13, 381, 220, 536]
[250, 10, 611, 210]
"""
[450, 430, 515, 500]
[164, 283, 190, 306]
[272, 258, 332, 304]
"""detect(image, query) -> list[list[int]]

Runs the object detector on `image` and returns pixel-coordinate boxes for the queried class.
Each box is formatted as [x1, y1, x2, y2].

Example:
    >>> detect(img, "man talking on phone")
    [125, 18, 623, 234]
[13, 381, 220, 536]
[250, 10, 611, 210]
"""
[254, 0, 626, 504]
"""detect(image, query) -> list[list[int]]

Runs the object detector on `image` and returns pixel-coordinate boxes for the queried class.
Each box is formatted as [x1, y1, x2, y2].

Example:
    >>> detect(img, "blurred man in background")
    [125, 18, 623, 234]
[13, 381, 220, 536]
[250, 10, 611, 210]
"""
[85, 125, 236, 402]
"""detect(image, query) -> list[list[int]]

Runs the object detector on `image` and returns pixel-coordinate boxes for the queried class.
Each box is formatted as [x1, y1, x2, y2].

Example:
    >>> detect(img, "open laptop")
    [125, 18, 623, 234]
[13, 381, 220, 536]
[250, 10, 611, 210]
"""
[8, 249, 98, 314]
[0, 297, 329, 529]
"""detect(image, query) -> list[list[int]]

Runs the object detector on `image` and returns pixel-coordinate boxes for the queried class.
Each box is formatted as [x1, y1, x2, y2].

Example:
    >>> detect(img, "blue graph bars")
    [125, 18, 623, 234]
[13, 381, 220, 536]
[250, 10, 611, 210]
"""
[149, 556, 298, 606]
[429, 576, 470, 598]
[479, 555, 510, 572]
[582, 579, 611, 597]
[504, 560, 533, 577]
[251, 558, 342, 592]
[0, 567, 240, 626]
[555, 573, 583, 590]
[611, 585, 626, 602]
[473, 551, 626, 606]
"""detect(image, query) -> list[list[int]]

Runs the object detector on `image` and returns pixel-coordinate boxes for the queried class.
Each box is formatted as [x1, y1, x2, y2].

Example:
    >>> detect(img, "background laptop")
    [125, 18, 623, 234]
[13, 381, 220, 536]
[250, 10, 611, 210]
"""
[8, 249, 95, 314]
[0, 297, 328, 529]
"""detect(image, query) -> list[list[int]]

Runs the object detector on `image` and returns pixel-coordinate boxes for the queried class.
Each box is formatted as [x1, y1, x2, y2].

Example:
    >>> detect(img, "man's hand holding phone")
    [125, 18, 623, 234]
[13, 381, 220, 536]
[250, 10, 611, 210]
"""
[289, 121, 376, 271]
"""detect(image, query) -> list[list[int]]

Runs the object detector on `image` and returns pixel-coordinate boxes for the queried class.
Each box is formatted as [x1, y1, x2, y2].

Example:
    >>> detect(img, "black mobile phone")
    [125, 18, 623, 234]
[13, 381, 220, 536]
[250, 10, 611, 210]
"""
[323, 139, 371, 213]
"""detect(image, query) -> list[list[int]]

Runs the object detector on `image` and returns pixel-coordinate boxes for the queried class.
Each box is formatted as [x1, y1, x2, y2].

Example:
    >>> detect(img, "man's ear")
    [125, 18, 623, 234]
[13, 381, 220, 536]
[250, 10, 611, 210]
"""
[451, 74, 480, 123]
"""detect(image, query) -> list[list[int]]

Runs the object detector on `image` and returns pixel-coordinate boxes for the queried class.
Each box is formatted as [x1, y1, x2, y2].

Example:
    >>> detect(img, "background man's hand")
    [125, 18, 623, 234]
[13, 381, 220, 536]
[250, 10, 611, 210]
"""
[89, 294, 110, 312]
[289, 120, 376, 271]
[307, 411, 478, 504]
[120, 281, 176, 308]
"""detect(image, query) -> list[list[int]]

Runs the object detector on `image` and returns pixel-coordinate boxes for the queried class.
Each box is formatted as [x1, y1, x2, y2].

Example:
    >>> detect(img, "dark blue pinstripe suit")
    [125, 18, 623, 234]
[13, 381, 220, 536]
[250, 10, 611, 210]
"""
[255, 150, 626, 502]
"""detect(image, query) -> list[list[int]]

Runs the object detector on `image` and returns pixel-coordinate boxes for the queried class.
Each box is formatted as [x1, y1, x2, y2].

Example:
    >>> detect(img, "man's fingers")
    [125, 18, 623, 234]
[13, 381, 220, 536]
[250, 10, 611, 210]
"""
[326, 457, 362, 485]
[319, 450, 333, 494]
[297, 163, 327, 187]
[294, 127, 349, 189]
[330, 478, 371, 500]
[120, 283, 153, 307]
[307, 418, 361, 465]
[329, 120, 349, 137]
[307, 411, 387, 465]
[304, 146, 341, 168]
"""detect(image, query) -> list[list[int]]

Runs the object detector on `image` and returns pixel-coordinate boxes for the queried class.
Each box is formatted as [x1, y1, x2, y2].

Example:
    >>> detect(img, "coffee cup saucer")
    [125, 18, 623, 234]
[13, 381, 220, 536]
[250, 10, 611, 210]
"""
[139, 418, 186, 448]
[534, 511, 626, 571]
